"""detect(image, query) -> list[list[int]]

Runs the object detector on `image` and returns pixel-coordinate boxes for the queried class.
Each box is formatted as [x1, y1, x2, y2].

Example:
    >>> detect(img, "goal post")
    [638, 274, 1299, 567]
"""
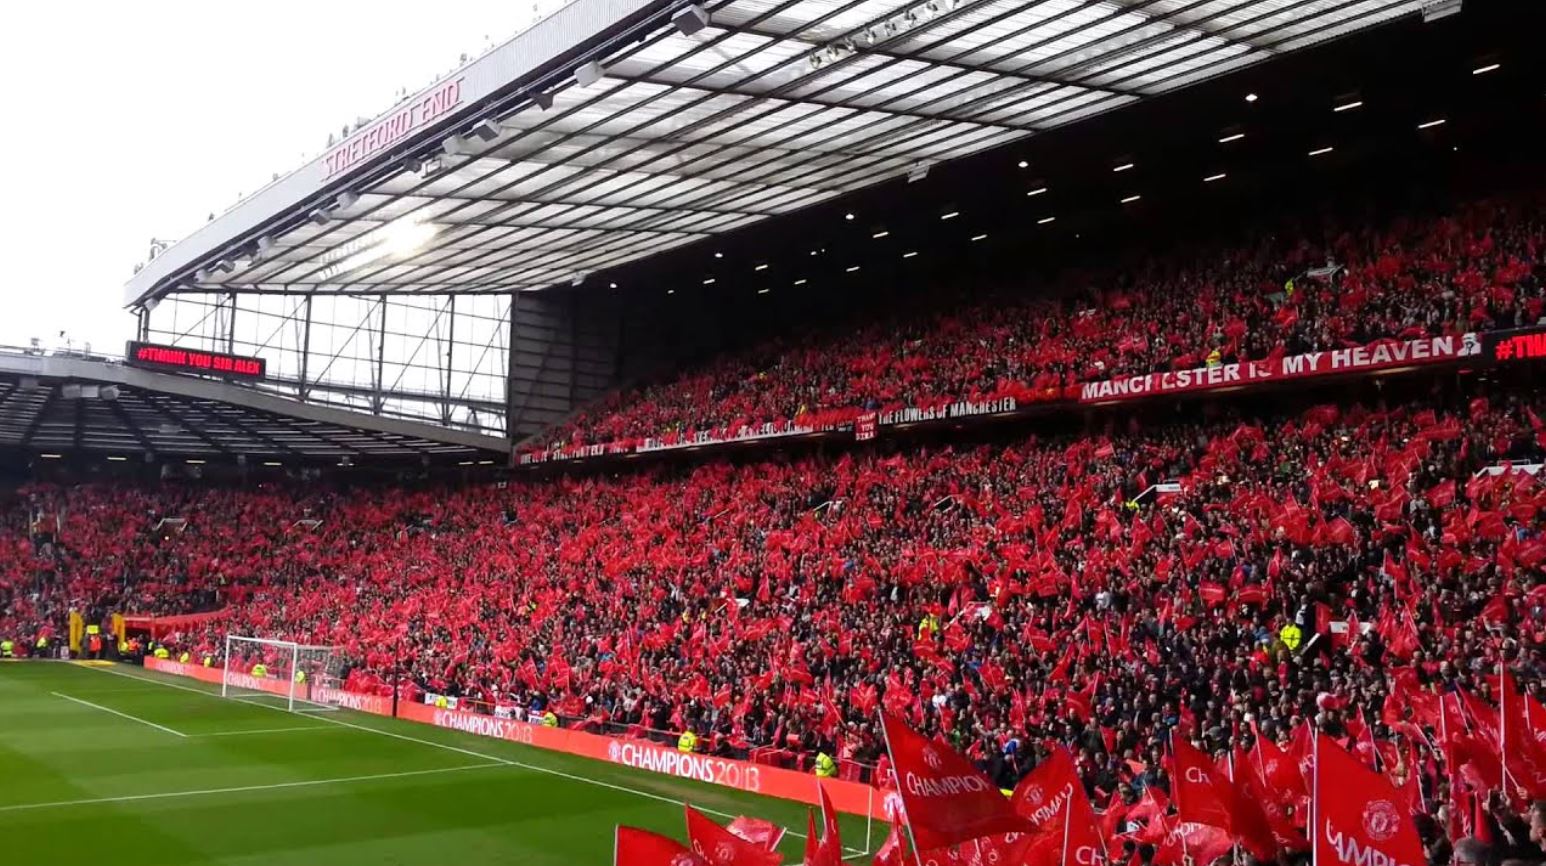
[221, 635, 345, 713]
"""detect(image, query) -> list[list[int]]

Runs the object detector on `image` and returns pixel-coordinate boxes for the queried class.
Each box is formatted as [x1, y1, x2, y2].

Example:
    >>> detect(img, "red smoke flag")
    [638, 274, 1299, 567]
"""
[1313, 735, 1425, 866]
[879, 712, 1033, 850]
[685, 806, 784, 866]
[616, 826, 709, 866]
[1171, 735, 1236, 833]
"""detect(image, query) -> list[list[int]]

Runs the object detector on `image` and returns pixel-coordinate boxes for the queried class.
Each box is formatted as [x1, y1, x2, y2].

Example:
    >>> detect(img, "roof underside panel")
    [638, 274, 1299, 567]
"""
[140, 0, 1427, 302]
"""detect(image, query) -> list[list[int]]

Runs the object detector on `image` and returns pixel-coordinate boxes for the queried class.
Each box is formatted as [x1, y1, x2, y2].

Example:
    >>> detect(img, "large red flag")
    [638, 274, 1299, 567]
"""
[1171, 736, 1235, 833]
[616, 826, 709, 866]
[1250, 724, 1306, 800]
[1009, 746, 1084, 833]
[1154, 820, 1234, 866]
[880, 712, 1033, 850]
[1313, 735, 1425, 866]
[1500, 671, 1546, 799]
[686, 806, 784, 866]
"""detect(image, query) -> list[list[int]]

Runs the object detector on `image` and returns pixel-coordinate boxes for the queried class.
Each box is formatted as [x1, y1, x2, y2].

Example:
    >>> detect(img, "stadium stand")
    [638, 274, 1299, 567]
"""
[6, 3, 1545, 863]
[533, 188, 1544, 453]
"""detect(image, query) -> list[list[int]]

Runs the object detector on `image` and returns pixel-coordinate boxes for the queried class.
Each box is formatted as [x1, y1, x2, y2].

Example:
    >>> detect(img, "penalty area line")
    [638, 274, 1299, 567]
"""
[51, 691, 187, 738]
[0, 762, 506, 814]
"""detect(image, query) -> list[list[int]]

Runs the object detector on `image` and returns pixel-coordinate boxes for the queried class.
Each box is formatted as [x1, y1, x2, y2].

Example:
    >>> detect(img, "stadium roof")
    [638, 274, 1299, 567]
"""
[124, 0, 1432, 307]
[0, 349, 507, 461]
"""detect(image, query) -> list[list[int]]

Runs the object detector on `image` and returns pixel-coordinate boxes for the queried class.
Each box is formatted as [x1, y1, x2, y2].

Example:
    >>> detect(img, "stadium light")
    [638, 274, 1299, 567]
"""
[940, 211, 959, 220]
[844, 212, 855, 221]
[672, 4, 709, 35]
[471, 119, 502, 142]
[1026, 187, 1048, 197]
[902, 251, 918, 258]
[1017, 160, 1028, 168]
[1308, 146, 1335, 157]
[263, 461, 282, 467]
[1121, 194, 1142, 204]
[970, 234, 987, 241]
[845, 265, 861, 273]
[1333, 100, 1363, 113]
[1204, 172, 1227, 183]
[1112, 163, 1135, 173]
[335, 191, 360, 210]
[307, 208, 331, 225]
[1471, 62, 1500, 75]
[1418, 118, 1446, 130]
[793, 278, 808, 285]
[714, 252, 724, 258]
[702, 277, 716, 285]
[754, 264, 768, 271]
[872, 230, 890, 239]
[1038, 216, 1056, 225]
[39, 453, 62, 459]
[186, 459, 206, 465]
[574, 61, 605, 88]
[1244, 93, 1259, 102]
[757, 288, 770, 295]
[1218, 132, 1245, 143]
[107, 456, 127, 462]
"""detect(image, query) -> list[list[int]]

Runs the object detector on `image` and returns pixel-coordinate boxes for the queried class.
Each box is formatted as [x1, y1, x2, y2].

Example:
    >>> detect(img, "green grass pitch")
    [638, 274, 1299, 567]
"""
[0, 661, 876, 864]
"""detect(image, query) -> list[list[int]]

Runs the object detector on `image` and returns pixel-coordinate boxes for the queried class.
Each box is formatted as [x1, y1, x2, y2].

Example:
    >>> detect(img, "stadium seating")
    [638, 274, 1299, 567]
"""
[532, 191, 1545, 454]
[3, 189, 1544, 861]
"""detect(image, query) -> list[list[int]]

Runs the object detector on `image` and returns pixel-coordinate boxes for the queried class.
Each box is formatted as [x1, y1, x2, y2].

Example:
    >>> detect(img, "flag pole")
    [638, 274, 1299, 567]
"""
[1060, 788, 1074, 866]
[1500, 661, 1510, 799]
[878, 711, 927, 866]
[612, 825, 620, 866]
[1310, 734, 1319, 866]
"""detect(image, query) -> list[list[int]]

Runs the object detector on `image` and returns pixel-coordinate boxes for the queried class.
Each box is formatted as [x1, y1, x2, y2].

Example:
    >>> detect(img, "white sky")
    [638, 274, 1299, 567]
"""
[0, 0, 565, 354]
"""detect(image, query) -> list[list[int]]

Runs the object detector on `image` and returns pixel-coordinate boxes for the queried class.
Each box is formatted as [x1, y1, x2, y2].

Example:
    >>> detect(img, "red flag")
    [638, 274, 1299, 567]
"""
[727, 818, 786, 852]
[1009, 746, 1085, 832]
[1171, 735, 1235, 833]
[686, 806, 784, 866]
[1154, 819, 1233, 866]
[879, 712, 1033, 850]
[811, 782, 843, 866]
[616, 826, 709, 866]
[1313, 735, 1425, 866]
[1252, 724, 1307, 800]
[872, 823, 908, 866]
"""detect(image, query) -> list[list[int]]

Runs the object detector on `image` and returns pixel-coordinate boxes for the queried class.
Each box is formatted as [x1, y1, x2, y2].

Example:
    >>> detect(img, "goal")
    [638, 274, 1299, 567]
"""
[221, 636, 345, 713]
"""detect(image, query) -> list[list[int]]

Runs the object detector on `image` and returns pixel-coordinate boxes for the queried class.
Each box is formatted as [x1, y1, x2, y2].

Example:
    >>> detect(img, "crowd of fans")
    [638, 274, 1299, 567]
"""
[535, 190, 1544, 454]
[3, 183, 1545, 864]
[2, 383, 1544, 862]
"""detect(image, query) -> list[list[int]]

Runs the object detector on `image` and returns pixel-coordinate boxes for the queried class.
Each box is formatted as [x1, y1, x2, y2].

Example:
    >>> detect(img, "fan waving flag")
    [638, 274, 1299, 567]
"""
[880, 711, 1034, 850]
[1313, 735, 1425, 866]
[616, 826, 709, 866]
[685, 806, 785, 866]
[1171, 735, 1236, 834]
[1010, 745, 1086, 834]
[805, 782, 844, 866]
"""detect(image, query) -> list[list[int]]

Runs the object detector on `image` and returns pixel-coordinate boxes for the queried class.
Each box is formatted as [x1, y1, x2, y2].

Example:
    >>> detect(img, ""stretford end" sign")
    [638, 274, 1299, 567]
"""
[324, 77, 465, 179]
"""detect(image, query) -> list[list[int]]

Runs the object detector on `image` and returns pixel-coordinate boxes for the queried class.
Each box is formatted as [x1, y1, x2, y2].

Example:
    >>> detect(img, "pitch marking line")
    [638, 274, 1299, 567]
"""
[0, 762, 505, 814]
[51, 691, 188, 738]
[187, 726, 333, 738]
[77, 664, 867, 853]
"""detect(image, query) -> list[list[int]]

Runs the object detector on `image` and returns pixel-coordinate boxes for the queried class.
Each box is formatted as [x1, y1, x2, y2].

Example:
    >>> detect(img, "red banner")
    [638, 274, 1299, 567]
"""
[1078, 333, 1478, 404]
[141, 658, 883, 818]
[881, 712, 1032, 850]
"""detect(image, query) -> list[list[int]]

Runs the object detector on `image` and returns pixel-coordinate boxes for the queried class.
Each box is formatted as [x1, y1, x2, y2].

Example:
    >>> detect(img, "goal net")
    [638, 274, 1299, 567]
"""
[221, 636, 345, 713]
